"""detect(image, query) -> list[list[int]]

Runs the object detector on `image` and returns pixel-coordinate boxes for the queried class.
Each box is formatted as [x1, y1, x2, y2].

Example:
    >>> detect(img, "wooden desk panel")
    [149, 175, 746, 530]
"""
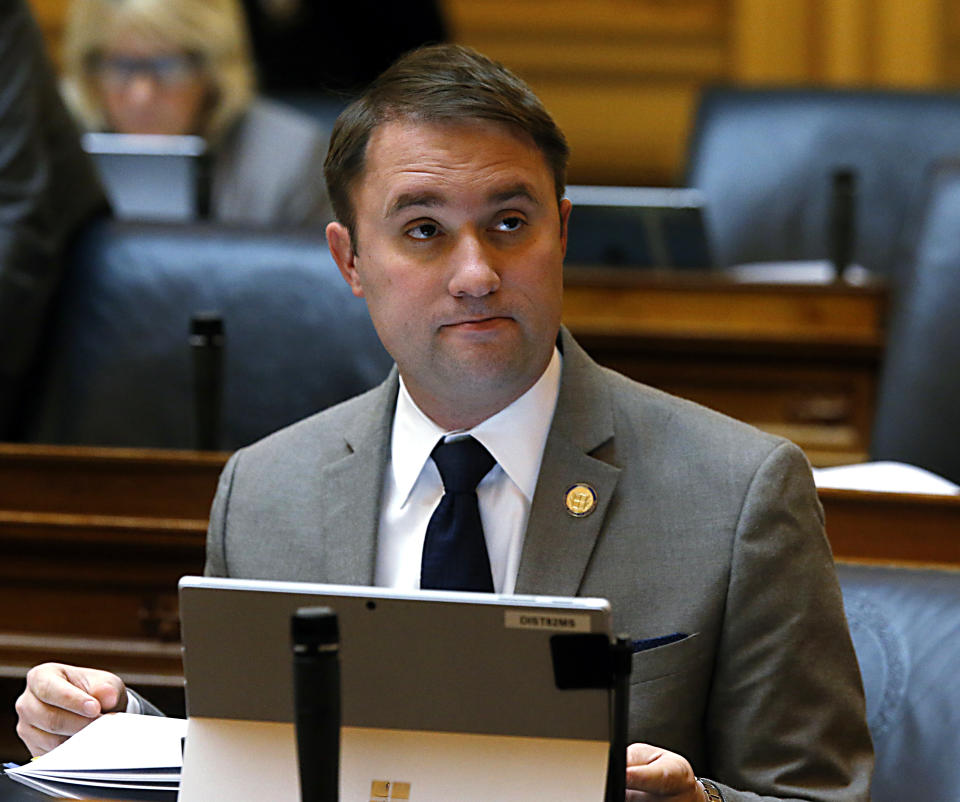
[822, 488, 960, 566]
[0, 467, 212, 642]
[562, 268, 887, 466]
[2, 445, 958, 762]
[0, 447, 208, 762]
[0, 444, 227, 519]
[563, 269, 885, 344]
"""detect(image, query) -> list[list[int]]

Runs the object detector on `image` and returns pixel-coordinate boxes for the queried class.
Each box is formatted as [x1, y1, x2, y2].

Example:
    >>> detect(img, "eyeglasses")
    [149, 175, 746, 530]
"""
[88, 52, 204, 88]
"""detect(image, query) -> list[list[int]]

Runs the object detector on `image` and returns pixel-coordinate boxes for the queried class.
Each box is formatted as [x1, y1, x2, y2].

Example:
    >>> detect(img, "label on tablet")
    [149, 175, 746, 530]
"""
[504, 611, 591, 632]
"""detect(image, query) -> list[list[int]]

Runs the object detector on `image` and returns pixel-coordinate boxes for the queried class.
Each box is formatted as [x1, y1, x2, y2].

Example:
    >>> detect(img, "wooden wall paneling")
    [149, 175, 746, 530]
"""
[535, 82, 700, 186]
[731, 0, 948, 87]
[729, 0, 815, 83]
[31, 0, 960, 184]
[872, 0, 944, 86]
[944, 0, 960, 82]
[820, 0, 873, 84]
[444, 0, 726, 40]
[444, 0, 729, 186]
[26, 0, 67, 30]
[27, 0, 68, 67]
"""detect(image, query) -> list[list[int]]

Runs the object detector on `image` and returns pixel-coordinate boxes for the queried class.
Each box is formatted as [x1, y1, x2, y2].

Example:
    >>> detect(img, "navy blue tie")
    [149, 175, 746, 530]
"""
[420, 436, 496, 592]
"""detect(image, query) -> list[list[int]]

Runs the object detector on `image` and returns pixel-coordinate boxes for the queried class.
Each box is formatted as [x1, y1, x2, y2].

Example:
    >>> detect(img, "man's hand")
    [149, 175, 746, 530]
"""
[626, 742, 707, 801]
[15, 663, 129, 756]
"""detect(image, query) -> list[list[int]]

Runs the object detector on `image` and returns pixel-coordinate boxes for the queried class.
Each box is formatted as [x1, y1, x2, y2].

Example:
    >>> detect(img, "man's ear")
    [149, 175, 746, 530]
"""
[558, 197, 573, 257]
[326, 221, 364, 298]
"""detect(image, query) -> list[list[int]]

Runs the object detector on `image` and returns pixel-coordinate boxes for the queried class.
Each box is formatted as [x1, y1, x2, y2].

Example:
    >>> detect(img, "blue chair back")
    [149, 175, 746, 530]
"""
[870, 161, 960, 483]
[686, 87, 960, 278]
[838, 562, 960, 802]
[26, 219, 393, 450]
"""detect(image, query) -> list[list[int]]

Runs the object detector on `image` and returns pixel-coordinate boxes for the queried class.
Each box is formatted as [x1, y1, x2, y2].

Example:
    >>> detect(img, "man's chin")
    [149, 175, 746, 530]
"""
[438, 342, 546, 395]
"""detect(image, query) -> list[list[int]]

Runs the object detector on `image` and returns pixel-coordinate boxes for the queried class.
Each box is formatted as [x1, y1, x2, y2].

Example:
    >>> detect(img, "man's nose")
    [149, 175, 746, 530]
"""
[447, 234, 501, 297]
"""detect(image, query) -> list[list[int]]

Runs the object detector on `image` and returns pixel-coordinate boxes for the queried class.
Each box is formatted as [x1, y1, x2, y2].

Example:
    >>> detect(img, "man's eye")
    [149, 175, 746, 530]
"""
[495, 216, 525, 232]
[407, 222, 439, 240]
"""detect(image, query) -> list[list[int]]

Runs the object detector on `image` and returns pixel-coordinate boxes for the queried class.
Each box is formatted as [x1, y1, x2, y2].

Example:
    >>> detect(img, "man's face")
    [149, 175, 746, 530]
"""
[327, 119, 571, 429]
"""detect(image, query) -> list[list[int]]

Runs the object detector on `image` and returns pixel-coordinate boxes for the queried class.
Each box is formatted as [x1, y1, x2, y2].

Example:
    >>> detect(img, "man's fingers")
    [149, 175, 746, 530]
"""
[27, 664, 102, 716]
[15, 687, 98, 739]
[627, 743, 681, 793]
[15, 719, 69, 757]
[63, 665, 125, 713]
[627, 742, 662, 766]
[15, 663, 130, 757]
[626, 743, 699, 797]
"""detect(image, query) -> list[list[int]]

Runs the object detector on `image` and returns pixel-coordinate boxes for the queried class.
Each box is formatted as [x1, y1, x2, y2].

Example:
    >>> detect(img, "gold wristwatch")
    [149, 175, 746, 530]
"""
[697, 778, 723, 801]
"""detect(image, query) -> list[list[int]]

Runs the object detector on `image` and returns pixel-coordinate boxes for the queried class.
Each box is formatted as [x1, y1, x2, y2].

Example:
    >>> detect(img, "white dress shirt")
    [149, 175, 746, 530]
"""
[126, 350, 562, 713]
[374, 348, 562, 594]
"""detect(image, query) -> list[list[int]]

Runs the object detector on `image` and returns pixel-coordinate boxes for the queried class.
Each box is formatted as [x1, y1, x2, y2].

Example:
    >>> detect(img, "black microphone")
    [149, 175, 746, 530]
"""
[828, 167, 857, 280]
[292, 607, 341, 802]
[189, 312, 224, 451]
[195, 150, 213, 220]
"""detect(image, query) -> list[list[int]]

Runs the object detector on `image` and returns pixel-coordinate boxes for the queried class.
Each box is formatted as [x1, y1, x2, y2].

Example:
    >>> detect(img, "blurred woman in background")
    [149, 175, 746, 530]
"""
[61, 0, 333, 228]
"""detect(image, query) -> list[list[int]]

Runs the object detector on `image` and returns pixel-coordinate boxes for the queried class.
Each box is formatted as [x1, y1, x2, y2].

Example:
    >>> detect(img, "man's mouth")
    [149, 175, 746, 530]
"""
[443, 316, 511, 331]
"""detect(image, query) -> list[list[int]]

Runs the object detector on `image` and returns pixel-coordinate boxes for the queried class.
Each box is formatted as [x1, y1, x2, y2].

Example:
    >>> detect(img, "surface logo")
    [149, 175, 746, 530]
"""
[370, 779, 411, 800]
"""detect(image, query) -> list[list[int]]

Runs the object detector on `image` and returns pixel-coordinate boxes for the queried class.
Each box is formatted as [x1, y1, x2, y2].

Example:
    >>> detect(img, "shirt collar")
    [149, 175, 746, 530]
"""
[390, 347, 563, 506]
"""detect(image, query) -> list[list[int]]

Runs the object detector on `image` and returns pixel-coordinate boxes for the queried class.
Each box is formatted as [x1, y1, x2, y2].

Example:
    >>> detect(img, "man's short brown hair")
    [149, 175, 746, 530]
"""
[324, 43, 570, 246]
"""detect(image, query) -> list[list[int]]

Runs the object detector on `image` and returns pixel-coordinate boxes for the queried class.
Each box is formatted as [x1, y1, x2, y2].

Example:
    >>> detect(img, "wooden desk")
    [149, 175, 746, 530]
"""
[562, 268, 887, 466]
[2, 444, 958, 762]
[0, 444, 224, 641]
[822, 487, 960, 566]
[0, 445, 224, 763]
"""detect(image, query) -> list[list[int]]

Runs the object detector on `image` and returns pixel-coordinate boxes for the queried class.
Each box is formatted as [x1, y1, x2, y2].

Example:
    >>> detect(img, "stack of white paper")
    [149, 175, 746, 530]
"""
[813, 461, 960, 495]
[724, 259, 873, 285]
[3, 713, 186, 800]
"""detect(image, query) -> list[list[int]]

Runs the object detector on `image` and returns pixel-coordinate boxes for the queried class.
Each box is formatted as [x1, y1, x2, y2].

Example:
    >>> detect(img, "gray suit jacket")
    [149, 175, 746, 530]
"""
[207, 329, 873, 801]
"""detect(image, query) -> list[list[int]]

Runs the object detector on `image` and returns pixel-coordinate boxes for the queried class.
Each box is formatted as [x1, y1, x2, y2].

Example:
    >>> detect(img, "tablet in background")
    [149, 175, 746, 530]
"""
[178, 576, 613, 802]
[82, 132, 208, 222]
[565, 185, 713, 269]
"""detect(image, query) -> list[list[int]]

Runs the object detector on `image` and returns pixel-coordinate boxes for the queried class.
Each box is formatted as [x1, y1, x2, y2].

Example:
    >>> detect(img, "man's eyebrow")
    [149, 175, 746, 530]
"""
[489, 184, 541, 205]
[385, 183, 543, 218]
[387, 192, 443, 217]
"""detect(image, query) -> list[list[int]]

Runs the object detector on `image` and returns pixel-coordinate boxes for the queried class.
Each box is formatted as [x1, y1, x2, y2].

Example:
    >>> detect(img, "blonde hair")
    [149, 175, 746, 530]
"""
[62, 0, 256, 142]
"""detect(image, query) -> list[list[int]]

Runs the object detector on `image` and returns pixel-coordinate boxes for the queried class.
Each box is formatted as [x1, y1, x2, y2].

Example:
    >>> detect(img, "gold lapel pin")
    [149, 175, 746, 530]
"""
[565, 483, 597, 517]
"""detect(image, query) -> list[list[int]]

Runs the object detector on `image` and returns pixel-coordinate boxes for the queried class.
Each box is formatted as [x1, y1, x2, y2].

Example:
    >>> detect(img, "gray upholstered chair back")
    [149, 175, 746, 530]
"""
[25, 219, 392, 450]
[837, 562, 960, 801]
[870, 161, 960, 484]
[686, 87, 960, 278]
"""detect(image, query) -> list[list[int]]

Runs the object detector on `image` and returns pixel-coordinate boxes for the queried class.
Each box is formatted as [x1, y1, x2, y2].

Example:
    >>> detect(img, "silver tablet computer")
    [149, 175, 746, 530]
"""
[82, 132, 207, 222]
[178, 576, 613, 802]
[565, 185, 713, 269]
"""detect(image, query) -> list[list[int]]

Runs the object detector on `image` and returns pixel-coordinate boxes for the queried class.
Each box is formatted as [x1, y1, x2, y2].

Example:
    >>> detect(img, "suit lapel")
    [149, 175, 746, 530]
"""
[313, 332, 621, 593]
[316, 371, 398, 586]
[515, 330, 622, 595]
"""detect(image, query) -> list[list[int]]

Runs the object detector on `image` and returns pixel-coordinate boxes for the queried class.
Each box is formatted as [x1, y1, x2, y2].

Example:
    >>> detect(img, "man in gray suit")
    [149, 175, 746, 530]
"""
[17, 44, 872, 801]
